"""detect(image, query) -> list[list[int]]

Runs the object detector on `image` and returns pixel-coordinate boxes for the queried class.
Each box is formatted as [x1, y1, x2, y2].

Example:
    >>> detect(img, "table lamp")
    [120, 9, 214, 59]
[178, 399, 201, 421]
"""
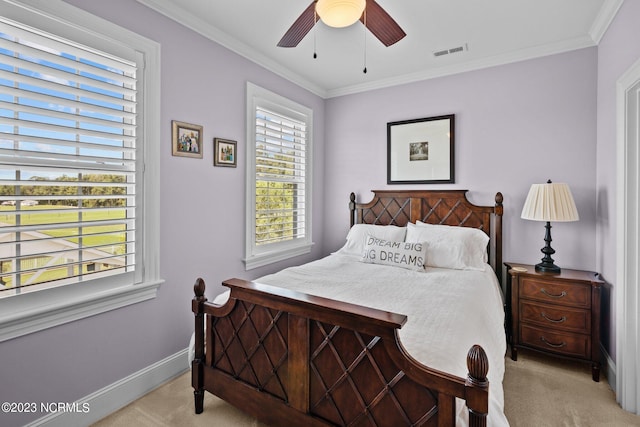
[521, 180, 579, 273]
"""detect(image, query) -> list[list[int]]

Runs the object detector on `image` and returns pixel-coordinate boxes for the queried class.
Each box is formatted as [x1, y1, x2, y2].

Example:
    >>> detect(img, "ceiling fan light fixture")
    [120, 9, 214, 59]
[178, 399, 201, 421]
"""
[315, 0, 366, 28]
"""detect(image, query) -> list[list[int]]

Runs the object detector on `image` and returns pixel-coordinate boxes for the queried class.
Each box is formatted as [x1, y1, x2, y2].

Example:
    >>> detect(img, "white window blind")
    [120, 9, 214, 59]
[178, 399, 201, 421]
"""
[255, 106, 307, 246]
[0, 19, 137, 295]
[245, 83, 312, 270]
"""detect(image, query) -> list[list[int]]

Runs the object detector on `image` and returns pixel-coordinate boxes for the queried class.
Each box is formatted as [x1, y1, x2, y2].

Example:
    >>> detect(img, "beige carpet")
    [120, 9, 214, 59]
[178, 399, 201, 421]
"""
[503, 351, 640, 426]
[94, 350, 640, 427]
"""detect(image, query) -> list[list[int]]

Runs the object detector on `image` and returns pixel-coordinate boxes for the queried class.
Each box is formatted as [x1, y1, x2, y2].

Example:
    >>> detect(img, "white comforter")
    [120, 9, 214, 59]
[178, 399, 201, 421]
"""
[191, 253, 509, 427]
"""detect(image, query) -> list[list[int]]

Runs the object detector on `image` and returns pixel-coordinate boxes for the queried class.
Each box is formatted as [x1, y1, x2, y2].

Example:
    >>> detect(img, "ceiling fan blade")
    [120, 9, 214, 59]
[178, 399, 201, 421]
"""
[361, 0, 406, 47]
[277, 1, 319, 47]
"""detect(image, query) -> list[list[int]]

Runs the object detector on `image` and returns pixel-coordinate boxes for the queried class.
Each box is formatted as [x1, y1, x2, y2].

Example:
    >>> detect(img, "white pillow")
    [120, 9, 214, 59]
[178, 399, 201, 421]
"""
[405, 222, 489, 270]
[336, 224, 406, 256]
[360, 235, 427, 272]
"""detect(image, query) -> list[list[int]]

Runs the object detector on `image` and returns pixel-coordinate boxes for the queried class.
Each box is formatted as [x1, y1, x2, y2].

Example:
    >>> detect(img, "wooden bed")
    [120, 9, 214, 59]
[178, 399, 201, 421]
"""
[192, 189, 504, 427]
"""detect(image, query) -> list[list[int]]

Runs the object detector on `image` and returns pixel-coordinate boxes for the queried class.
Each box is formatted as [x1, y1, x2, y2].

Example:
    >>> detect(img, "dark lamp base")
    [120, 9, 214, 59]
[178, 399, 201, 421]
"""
[535, 221, 562, 274]
[535, 262, 561, 273]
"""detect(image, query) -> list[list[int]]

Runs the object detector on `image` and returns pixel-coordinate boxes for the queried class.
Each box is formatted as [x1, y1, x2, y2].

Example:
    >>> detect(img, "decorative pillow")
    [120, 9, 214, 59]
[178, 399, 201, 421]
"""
[405, 222, 489, 271]
[360, 235, 427, 272]
[335, 224, 406, 256]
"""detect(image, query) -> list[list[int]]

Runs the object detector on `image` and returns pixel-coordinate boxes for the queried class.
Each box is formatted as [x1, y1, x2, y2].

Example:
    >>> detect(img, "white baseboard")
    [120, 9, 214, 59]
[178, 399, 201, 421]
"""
[601, 343, 616, 391]
[26, 348, 189, 427]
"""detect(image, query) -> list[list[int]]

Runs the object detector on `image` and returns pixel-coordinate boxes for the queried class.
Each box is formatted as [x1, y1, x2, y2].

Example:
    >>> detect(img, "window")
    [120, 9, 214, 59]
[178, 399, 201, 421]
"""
[0, 19, 137, 293]
[245, 83, 312, 269]
[0, 0, 161, 342]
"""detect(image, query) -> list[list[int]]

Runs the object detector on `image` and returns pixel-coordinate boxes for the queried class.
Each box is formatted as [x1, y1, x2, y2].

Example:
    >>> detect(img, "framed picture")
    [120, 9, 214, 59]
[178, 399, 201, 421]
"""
[172, 120, 203, 158]
[387, 114, 455, 184]
[213, 138, 237, 167]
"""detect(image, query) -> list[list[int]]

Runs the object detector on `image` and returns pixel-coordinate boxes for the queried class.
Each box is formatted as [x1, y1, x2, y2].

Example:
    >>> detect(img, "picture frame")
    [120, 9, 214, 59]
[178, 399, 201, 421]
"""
[172, 120, 203, 158]
[387, 114, 455, 184]
[213, 138, 237, 167]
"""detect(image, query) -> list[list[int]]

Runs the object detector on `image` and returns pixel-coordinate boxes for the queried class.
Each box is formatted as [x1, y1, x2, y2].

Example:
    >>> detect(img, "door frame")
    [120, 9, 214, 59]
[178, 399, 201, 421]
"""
[616, 56, 640, 412]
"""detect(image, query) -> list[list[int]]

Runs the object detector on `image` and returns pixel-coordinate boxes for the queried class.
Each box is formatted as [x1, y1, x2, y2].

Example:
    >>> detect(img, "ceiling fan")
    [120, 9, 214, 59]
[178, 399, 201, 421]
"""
[277, 0, 406, 48]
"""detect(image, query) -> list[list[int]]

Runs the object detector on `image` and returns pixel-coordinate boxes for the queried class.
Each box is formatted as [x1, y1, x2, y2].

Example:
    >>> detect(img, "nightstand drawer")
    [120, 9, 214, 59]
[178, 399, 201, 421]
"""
[521, 277, 590, 308]
[520, 324, 590, 359]
[520, 300, 590, 334]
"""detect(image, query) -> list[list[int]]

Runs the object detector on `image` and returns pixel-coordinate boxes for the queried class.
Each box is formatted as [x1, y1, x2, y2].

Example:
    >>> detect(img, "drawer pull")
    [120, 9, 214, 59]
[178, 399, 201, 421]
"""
[540, 288, 567, 299]
[541, 312, 567, 323]
[540, 336, 567, 348]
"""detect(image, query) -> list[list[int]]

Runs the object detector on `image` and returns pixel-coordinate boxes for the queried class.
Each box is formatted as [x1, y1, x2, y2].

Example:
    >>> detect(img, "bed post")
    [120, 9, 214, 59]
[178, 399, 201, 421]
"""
[465, 345, 489, 427]
[494, 192, 504, 286]
[192, 278, 207, 414]
[349, 192, 356, 227]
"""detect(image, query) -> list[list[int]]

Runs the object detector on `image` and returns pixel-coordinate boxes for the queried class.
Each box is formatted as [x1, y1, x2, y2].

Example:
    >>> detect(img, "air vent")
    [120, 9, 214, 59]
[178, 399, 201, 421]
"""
[433, 43, 468, 58]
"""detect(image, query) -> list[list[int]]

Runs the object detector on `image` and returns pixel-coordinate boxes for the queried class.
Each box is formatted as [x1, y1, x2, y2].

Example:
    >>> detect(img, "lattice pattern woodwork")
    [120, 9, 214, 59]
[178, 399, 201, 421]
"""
[360, 196, 412, 227]
[353, 191, 493, 233]
[211, 300, 289, 401]
[309, 321, 439, 426]
[419, 197, 489, 230]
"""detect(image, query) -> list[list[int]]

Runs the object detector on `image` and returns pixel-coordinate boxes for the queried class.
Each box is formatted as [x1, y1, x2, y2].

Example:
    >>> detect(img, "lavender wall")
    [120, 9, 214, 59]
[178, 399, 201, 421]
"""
[0, 1, 630, 425]
[323, 49, 598, 276]
[0, 1, 324, 426]
[595, 0, 640, 361]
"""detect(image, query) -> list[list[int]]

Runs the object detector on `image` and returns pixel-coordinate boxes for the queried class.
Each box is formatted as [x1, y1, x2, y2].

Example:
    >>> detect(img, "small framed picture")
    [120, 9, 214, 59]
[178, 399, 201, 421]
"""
[214, 138, 237, 167]
[172, 120, 203, 158]
[387, 114, 455, 184]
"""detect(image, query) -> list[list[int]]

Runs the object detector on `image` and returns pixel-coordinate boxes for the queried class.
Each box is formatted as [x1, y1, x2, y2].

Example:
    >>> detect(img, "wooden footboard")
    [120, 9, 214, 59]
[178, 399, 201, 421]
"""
[192, 277, 490, 427]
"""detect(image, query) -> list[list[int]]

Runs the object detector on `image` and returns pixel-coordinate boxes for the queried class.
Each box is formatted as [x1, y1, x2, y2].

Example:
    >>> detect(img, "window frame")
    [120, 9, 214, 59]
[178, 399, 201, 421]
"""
[245, 82, 313, 270]
[0, 0, 162, 342]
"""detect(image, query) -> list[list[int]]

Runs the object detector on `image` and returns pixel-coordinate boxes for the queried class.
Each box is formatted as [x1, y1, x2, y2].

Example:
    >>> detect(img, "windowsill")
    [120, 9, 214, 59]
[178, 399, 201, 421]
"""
[244, 242, 313, 270]
[0, 279, 163, 343]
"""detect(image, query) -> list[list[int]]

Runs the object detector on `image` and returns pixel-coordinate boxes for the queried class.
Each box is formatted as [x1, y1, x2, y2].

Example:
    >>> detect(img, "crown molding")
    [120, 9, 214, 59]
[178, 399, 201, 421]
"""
[136, 0, 618, 99]
[589, 0, 624, 44]
[135, 0, 328, 98]
[326, 35, 598, 98]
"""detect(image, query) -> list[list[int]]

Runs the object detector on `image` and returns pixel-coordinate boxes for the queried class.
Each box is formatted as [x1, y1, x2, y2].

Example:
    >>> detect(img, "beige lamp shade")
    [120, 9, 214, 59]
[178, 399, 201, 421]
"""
[316, 0, 366, 28]
[521, 182, 579, 222]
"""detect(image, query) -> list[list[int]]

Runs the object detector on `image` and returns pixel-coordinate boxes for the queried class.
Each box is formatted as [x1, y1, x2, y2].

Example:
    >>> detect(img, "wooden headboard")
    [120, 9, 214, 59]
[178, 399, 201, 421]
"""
[349, 189, 504, 284]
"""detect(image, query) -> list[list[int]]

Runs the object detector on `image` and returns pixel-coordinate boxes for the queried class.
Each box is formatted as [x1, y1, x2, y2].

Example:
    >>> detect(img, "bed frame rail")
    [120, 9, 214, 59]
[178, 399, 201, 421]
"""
[192, 277, 490, 427]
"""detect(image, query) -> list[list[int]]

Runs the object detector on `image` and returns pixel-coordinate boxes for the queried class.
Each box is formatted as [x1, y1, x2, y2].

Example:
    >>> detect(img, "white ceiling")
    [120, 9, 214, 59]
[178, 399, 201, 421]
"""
[136, 0, 622, 98]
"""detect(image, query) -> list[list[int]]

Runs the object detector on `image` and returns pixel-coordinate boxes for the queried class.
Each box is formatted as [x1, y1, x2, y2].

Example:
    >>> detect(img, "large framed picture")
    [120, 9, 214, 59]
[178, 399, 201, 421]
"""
[387, 114, 455, 184]
[172, 120, 203, 158]
[213, 138, 237, 167]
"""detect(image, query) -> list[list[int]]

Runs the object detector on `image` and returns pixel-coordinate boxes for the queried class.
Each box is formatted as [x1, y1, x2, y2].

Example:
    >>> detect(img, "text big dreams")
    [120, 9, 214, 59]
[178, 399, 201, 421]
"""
[362, 237, 425, 268]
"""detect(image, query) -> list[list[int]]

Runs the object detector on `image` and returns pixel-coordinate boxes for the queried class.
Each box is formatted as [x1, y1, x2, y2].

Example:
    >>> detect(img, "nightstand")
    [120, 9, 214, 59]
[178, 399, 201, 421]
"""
[505, 262, 603, 382]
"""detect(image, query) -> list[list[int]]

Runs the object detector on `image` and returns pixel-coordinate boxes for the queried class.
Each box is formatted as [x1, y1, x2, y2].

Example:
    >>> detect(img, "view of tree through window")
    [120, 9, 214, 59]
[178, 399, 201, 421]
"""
[0, 21, 136, 295]
[245, 83, 312, 269]
[254, 107, 306, 246]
